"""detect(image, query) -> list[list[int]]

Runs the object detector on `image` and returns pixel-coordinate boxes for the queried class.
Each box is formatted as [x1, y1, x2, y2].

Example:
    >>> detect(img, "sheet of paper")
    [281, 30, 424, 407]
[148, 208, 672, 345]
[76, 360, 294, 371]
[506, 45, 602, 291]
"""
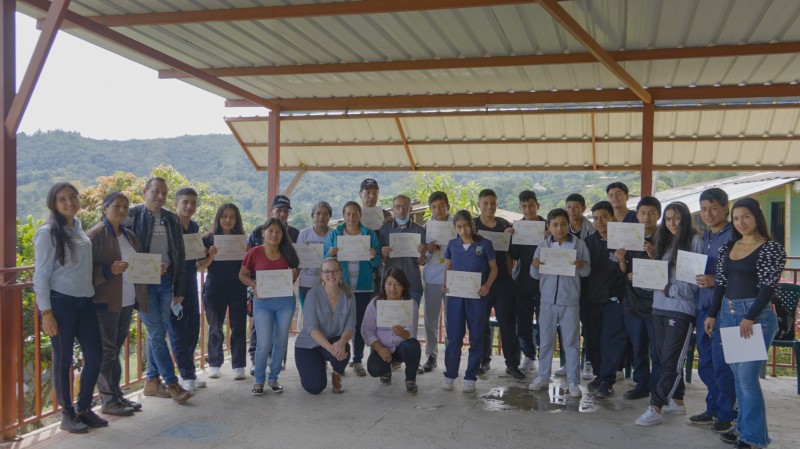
[445, 270, 482, 299]
[478, 230, 511, 252]
[336, 235, 371, 262]
[720, 325, 768, 363]
[389, 233, 422, 258]
[376, 300, 414, 327]
[426, 220, 456, 246]
[538, 248, 577, 277]
[213, 235, 247, 261]
[632, 258, 669, 290]
[607, 222, 646, 251]
[294, 243, 324, 269]
[676, 250, 708, 284]
[512, 220, 546, 246]
[183, 233, 206, 260]
[361, 206, 385, 231]
[127, 253, 162, 285]
[255, 269, 294, 298]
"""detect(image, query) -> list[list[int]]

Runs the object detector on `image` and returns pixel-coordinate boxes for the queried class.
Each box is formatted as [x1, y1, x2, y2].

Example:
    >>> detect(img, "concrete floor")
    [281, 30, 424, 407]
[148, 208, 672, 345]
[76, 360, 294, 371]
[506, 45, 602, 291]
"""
[8, 342, 800, 449]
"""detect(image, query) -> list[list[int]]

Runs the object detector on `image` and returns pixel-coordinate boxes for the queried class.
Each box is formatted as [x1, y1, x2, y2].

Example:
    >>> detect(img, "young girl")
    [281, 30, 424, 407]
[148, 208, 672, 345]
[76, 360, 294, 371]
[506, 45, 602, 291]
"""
[239, 218, 299, 395]
[705, 198, 785, 449]
[198, 204, 248, 380]
[635, 201, 703, 427]
[442, 210, 498, 393]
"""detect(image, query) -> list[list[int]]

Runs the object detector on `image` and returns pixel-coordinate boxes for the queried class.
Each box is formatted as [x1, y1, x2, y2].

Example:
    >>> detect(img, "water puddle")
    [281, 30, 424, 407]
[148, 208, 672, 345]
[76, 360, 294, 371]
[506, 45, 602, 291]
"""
[479, 384, 632, 413]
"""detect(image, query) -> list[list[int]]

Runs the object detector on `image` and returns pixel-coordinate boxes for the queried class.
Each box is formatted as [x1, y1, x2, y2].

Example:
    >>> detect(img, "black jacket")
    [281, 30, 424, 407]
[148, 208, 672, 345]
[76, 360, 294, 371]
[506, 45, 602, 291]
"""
[582, 233, 626, 305]
[124, 204, 186, 297]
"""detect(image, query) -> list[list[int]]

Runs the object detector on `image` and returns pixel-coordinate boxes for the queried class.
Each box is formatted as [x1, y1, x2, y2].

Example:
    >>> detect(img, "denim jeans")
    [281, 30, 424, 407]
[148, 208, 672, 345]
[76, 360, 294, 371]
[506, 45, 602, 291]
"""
[252, 296, 296, 385]
[168, 263, 200, 380]
[696, 306, 736, 422]
[140, 275, 178, 385]
[719, 297, 778, 448]
[367, 338, 421, 381]
[295, 337, 350, 395]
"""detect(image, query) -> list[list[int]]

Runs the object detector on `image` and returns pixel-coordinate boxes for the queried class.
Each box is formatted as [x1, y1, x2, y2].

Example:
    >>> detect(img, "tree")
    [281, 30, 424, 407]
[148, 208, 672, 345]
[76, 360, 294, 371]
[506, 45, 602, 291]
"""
[395, 172, 482, 220]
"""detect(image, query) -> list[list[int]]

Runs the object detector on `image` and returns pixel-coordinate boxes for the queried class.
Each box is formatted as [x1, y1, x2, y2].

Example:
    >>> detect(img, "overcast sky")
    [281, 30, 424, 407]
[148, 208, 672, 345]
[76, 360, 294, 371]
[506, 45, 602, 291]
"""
[15, 13, 243, 140]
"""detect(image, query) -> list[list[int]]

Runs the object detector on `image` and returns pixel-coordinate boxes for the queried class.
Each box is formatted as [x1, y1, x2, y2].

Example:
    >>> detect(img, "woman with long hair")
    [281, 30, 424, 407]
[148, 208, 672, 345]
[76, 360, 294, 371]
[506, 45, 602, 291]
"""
[239, 218, 299, 395]
[704, 198, 785, 449]
[635, 201, 703, 427]
[33, 182, 105, 433]
[198, 203, 248, 380]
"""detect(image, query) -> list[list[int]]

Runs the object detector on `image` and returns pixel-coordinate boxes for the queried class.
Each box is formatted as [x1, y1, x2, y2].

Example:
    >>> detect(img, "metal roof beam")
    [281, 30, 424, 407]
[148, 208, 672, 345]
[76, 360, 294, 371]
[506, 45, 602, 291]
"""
[535, 0, 651, 104]
[248, 165, 786, 172]
[395, 118, 416, 171]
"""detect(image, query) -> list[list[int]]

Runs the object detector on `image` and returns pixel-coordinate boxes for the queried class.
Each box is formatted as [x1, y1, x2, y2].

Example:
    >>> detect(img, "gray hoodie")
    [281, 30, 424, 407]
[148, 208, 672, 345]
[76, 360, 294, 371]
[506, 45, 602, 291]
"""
[651, 234, 704, 320]
[530, 235, 591, 307]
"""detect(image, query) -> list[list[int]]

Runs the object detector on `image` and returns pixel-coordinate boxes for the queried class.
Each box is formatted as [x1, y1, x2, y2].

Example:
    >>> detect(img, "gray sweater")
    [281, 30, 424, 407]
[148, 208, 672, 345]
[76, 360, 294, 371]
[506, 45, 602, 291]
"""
[530, 235, 591, 307]
[651, 234, 704, 320]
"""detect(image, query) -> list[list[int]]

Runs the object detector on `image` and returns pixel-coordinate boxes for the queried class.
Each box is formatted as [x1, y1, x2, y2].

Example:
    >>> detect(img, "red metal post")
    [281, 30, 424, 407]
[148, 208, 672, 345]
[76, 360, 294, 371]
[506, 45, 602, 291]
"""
[641, 102, 655, 197]
[267, 110, 281, 215]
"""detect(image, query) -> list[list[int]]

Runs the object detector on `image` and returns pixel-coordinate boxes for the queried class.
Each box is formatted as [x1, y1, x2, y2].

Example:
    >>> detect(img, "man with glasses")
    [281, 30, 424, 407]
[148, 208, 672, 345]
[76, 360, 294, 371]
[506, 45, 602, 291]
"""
[378, 195, 427, 303]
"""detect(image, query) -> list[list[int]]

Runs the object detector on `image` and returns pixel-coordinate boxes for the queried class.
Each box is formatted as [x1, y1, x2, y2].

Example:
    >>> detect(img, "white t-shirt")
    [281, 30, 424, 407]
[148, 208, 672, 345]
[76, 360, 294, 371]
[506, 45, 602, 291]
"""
[118, 234, 137, 307]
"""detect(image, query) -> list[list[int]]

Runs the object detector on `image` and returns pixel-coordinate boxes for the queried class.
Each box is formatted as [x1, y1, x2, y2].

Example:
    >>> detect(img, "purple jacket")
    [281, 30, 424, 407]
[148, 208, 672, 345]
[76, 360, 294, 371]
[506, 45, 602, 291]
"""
[361, 298, 419, 352]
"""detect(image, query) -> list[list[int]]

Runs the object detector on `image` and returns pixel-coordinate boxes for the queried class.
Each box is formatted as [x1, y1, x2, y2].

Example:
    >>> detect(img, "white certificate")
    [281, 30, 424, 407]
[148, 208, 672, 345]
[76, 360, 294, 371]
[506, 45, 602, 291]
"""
[361, 206, 385, 231]
[446, 270, 482, 299]
[720, 326, 767, 364]
[607, 222, 646, 251]
[389, 233, 422, 258]
[294, 243, 324, 269]
[676, 250, 708, 284]
[336, 235, 371, 262]
[632, 258, 669, 290]
[376, 300, 414, 327]
[538, 248, 577, 277]
[426, 220, 456, 245]
[127, 253, 161, 285]
[478, 230, 511, 252]
[512, 220, 546, 246]
[255, 269, 294, 298]
[213, 235, 247, 261]
[183, 233, 206, 260]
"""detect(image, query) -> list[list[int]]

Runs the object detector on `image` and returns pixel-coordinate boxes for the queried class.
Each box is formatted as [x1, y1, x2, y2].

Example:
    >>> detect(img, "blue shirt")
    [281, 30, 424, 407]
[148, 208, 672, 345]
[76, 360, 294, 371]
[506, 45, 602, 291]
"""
[696, 222, 734, 311]
[444, 236, 496, 285]
[33, 219, 95, 310]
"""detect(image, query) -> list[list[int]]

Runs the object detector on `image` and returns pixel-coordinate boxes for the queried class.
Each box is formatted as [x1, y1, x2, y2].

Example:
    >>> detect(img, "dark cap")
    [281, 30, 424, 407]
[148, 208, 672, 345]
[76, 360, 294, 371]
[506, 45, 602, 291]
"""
[360, 178, 379, 191]
[271, 195, 292, 210]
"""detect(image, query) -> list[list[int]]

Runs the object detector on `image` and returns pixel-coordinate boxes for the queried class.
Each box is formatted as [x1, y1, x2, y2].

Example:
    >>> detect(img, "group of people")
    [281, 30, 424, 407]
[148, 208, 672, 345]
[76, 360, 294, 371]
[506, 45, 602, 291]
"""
[33, 176, 785, 449]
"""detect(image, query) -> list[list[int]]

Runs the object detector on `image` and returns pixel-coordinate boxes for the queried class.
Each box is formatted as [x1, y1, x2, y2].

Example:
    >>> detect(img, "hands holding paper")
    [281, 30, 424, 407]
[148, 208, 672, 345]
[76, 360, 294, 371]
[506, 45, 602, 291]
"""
[704, 316, 756, 339]
[110, 261, 129, 275]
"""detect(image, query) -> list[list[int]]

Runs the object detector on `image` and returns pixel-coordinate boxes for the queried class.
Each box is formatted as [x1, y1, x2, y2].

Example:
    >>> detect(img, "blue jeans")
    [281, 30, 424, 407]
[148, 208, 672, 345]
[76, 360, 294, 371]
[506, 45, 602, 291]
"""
[252, 296, 296, 384]
[719, 297, 778, 448]
[696, 306, 736, 422]
[445, 296, 488, 381]
[168, 264, 200, 380]
[624, 308, 660, 394]
[141, 275, 178, 385]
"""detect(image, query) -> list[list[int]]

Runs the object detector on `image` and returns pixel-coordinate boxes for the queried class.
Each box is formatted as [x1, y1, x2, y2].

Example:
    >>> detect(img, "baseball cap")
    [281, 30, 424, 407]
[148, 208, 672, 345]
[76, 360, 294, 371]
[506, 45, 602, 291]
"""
[271, 195, 292, 210]
[360, 178, 379, 191]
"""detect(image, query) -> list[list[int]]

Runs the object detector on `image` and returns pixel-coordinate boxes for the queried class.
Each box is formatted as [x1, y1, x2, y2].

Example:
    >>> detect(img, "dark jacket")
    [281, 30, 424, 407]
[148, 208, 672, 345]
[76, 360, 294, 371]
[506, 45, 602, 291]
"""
[87, 218, 148, 312]
[582, 233, 626, 305]
[124, 204, 186, 297]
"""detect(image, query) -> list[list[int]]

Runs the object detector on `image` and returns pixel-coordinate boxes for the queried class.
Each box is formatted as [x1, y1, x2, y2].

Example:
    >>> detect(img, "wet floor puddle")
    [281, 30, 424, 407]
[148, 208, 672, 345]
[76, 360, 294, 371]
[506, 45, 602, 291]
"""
[479, 384, 632, 413]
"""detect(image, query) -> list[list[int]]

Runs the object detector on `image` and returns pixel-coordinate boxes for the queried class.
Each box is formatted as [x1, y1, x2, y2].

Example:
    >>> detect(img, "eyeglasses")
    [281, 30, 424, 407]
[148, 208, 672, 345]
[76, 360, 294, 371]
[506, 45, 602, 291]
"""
[321, 269, 341, 276]
[393, 204, 410, 210]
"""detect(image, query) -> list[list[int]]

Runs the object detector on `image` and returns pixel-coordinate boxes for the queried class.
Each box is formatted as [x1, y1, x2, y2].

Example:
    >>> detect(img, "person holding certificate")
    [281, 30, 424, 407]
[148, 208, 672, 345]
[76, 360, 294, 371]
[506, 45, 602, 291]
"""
[33, 182, 106, 433]
[295, 258, 356, 395]
[87, 192, 148, 417]
[635, 202, 703, 427]
[529, 209, 591, 398]
[240, 218, 300, 395]
[378, 194, 426, 303]
[198, 204, 249, 381]
[296, 201, 333, 307]
[324, 201, 381, 377]
[441, 210, 498, 394]
[420, 191, 452, 373]
[704, 198, 785, 449]
[362, 268, 422, 395]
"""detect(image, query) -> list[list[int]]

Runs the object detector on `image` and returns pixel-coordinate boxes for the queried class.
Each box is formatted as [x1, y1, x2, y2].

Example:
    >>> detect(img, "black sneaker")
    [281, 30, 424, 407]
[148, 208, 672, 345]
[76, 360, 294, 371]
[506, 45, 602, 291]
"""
[689, 410, 716, 425]
[422, 355, 437, 373]
[623, 387, 649, 400]
[733, 441, 752, 449]
[77, 409, 109, 428]
[587, 377, 601, 392]
[505, 366, 526, 379]
[60, 411, 88, 434]
[119, 397, 142, 411]
[711, 420, 734, 433]
[719, 430, 738, 444]
[380, 373, 392, 385]
[405, 380, 418, 395]
[477, 360, 491, 375]
[391, 361, 402, 370]
[250, 367, 255, 377]
[100, 401, 134, 417]
[595, 383, 614, 398]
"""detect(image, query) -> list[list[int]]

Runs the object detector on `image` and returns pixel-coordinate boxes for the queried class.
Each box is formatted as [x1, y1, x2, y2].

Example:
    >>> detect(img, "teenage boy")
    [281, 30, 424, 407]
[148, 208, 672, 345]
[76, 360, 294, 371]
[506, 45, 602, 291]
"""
[606, 182, 638, 223]
[529, 209, 591, 397]
[620, 196, 662, 400]
[379, 194, 426, 302]
[421, 191, 451, 373]
[474, 189, 525, 379]
[691, 188, 736, 433]
[581, 201, 627, 398]
[565, 193, 596, 240]
[169, 187, 206, 393]
[125, 177, 191, 403]
[509, 190, 546, 371]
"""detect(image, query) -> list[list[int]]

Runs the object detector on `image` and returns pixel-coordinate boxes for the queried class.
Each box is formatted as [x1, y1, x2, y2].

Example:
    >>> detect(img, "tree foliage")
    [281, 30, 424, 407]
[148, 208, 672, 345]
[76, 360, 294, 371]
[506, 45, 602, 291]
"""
[395, 172, 481, 219]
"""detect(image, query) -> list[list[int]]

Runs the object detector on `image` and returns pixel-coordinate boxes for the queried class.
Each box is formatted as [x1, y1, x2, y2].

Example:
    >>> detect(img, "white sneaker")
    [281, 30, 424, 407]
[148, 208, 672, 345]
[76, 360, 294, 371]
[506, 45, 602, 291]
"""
[441, 377, 455, 391]
[568, 383, 582, 398]
[581, 361, 594, 380]
[635, 406, 664, 427]
[520, 356, 536, 371]
[462, 380, 476, 393]
[528, 377, 549, 391]
[661, 400, 686, 415]
[193, 379, 207, 388]
[181, 379, 196, 393]
[207, 367, 221, 379]
[233, 368, 246, 380]
[554, 365, 567, 376]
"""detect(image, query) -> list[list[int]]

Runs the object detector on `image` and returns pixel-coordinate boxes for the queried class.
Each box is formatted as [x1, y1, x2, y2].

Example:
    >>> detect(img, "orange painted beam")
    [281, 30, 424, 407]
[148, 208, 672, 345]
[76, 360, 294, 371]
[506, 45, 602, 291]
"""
[395, 117, 416, 171]
[283, 169, 306, 197]
[247, 164, 787, 173]
[591, 112, 597, 171]
[267, 110, 281, 216]
[641, 102, 655, 196]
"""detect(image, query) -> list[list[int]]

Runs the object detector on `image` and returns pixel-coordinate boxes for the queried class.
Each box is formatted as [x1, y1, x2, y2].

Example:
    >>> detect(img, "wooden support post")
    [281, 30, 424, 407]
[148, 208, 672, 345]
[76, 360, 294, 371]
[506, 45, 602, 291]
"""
[641, 103, 655, 197]
[785, 184, 792, 255]
[283, 169, 306, 197]
[267, 110, 281, 217]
